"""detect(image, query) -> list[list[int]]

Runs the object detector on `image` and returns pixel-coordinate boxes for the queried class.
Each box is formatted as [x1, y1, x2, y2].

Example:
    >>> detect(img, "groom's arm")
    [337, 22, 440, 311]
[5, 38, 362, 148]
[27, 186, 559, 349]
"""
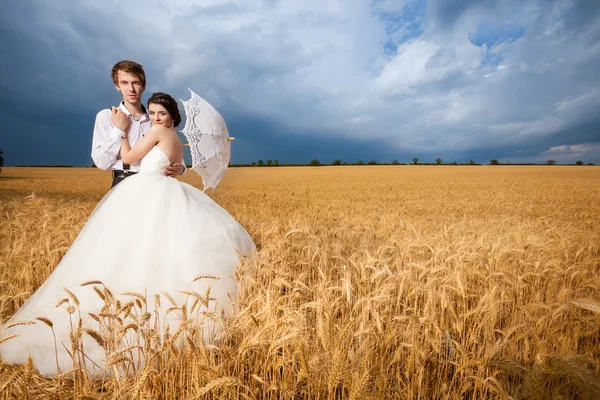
[164, 160, 186, 176]
[164, 155, 186, 177]
[91, 109, 126, 170]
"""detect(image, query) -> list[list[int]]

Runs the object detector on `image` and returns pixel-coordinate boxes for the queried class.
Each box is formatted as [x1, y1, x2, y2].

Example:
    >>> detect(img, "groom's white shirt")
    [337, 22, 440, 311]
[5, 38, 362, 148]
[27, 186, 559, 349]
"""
[91, 102, 148, 172]
[91, 102, 185, 173]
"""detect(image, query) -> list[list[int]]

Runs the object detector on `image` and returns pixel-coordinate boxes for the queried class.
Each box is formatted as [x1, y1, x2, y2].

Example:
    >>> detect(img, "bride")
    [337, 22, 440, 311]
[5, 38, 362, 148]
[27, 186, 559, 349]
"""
[0, 93, 256, 377]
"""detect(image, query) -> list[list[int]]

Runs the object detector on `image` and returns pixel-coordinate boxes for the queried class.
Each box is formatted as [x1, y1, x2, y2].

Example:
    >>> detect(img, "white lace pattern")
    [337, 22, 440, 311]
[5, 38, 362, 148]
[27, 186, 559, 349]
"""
[180, 89, 231, 191]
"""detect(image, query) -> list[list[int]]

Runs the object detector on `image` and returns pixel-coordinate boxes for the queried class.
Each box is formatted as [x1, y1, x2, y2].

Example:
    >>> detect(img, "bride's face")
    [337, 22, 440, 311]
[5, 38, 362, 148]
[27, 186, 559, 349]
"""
[149, 103, 173, 127]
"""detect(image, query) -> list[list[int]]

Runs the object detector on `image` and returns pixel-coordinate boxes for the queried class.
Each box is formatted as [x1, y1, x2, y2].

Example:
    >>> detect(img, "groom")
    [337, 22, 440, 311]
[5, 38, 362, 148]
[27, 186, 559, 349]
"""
[91, 60, 185, 187]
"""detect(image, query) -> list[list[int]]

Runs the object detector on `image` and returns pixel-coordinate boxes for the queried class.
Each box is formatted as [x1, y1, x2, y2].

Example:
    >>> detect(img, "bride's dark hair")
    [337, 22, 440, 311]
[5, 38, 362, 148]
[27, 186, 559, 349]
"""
[147, 92, 182, 128]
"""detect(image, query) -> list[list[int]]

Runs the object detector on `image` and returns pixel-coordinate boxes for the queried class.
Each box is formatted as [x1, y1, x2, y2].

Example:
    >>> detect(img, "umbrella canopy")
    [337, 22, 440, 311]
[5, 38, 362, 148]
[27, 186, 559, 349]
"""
[180, 89, 232, 191]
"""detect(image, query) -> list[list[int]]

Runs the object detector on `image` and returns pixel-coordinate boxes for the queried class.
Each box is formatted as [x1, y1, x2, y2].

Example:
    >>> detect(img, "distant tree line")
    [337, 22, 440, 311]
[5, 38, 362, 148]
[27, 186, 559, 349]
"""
[230, 157, 595, 167]
[0, 148, 595, 170]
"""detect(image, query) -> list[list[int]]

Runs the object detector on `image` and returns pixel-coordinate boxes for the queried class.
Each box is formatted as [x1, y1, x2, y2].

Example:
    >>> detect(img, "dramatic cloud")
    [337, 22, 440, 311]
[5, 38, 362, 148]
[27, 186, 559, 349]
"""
[1, 0, 599, 165]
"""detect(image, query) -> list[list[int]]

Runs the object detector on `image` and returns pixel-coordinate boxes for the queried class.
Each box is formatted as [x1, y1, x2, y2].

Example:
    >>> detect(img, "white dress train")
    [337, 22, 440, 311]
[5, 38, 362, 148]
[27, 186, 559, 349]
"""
[0, 146, 255, 377]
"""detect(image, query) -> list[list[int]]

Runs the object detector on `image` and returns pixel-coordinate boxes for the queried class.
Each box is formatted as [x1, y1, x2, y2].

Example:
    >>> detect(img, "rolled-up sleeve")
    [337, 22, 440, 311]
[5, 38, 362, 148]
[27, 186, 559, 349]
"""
[91, 110, 124, 170]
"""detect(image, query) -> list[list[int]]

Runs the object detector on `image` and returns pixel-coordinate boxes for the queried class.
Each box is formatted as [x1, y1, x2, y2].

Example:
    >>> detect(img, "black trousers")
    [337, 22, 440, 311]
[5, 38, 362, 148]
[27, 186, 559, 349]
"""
[111, 170, 138, 188]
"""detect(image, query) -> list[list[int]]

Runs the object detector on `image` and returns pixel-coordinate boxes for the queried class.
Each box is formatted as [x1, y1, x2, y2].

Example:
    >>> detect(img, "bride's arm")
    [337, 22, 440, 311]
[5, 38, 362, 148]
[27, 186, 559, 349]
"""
[120, 126, 162, 164]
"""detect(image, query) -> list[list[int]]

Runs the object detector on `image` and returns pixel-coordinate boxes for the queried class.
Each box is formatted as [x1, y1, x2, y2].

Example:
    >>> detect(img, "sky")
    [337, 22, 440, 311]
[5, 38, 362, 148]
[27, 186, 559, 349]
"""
[1, 0, 599, 166]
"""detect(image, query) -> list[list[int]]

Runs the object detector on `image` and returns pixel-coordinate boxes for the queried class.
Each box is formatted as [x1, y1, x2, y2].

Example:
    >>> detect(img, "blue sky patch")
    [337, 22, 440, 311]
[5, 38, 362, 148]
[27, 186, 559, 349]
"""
[374, 0, 427, 55]
[471, 21, 525, 48]
[470, 21, 525, 67]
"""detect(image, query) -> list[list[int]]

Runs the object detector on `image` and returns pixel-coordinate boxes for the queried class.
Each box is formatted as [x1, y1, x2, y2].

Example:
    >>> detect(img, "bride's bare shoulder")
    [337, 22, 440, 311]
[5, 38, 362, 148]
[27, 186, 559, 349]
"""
[147, 125, 173, 137]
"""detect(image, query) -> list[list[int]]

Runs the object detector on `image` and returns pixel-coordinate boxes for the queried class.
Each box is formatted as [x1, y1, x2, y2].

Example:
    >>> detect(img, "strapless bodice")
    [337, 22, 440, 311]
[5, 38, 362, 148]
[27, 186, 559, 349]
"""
[140, 146, 171, 173]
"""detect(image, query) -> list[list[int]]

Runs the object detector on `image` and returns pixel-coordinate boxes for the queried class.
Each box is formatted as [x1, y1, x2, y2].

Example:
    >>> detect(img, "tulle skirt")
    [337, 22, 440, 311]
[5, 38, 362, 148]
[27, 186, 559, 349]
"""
[0, 172, 255, 377]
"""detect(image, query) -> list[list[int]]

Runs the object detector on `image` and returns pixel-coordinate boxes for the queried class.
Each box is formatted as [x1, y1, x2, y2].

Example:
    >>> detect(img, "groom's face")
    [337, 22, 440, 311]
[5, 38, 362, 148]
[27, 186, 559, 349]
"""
[115, 71, 145, 106]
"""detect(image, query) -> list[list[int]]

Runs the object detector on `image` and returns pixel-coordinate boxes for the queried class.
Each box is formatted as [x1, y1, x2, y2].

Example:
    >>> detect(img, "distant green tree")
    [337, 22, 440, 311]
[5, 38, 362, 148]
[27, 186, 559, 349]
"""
[0, 148, 4, 173]
[356, 160, 364, 165]
[469, 160, 476, 165]
[342, 161, 348, 165]
[575, 160, 584, 165]
[587, 162, 595, 166]
[546, 159, 556, 165]
[435, 158, 442, 165]
[412, 158, 419, 165]
[450, 161, 458, 165]
[251, 161, 256, 167]
[257, 159, 264, 166]
[266, 159, 273, 166]
[332, 159, 342, 165]
[391, 159, 400, 165]
[490, 159, 500, 165]
[367, 160, 377, 165]
[274, 160, 279, 166]
[309, 159, 320, 166]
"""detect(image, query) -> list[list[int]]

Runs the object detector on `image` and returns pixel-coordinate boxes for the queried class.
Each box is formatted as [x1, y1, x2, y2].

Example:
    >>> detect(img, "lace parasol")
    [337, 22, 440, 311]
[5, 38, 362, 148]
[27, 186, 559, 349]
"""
[180, 89, 234, 191]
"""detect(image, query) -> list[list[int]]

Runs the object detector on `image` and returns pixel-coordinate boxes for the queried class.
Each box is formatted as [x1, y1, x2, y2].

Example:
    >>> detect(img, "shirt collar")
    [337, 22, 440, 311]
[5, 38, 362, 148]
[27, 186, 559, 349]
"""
[118, 101, 149, 122]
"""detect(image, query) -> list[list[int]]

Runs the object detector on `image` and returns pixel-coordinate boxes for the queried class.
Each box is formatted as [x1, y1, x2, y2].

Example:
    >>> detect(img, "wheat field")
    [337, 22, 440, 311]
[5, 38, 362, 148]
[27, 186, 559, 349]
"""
[1, 166, 599, 399]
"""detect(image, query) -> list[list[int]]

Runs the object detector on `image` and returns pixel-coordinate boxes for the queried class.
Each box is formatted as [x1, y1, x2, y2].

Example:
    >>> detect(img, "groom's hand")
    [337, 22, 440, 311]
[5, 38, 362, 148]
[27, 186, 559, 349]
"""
[111, 106, 131, 133]
[163, 162, 184, 177]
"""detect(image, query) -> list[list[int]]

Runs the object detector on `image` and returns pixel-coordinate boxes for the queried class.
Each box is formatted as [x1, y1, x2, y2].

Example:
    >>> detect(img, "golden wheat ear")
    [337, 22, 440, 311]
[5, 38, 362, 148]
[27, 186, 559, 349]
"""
[63, 288, 80, 307]
[122, 292, 148, 305]
[5, 320, 36, 329]
[81, 280, 103, 286]
[84, 328, 105, 347]
[192, 274, 220, 283]
[0, 334, 19, 344]
[161, 292, 177, 306]
[36, 317, 54, 327]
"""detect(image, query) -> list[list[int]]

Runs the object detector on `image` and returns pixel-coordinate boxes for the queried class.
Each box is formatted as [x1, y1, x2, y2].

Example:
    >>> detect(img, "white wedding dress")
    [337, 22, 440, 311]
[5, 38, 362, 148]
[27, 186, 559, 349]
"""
[0, 146, 255, 377]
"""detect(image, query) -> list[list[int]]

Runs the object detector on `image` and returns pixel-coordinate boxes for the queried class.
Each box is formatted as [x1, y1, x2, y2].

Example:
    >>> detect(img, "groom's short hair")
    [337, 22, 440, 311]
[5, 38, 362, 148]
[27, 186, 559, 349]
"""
[111, 60, 146, 88]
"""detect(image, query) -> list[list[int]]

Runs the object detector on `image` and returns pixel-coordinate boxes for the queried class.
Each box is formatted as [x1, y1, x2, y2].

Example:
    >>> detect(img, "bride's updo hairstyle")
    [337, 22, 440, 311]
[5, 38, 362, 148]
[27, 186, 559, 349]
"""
[148, 92, 182, 128]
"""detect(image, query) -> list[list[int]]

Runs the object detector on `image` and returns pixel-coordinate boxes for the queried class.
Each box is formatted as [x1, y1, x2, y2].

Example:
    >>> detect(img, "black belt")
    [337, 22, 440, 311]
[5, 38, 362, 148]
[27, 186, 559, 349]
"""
[112, 170, 138, 179]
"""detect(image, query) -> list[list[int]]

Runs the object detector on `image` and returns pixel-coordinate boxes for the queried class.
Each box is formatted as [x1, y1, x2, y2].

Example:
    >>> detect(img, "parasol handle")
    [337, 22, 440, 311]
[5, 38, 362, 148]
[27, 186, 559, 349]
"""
[183, 137, 234, 147]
